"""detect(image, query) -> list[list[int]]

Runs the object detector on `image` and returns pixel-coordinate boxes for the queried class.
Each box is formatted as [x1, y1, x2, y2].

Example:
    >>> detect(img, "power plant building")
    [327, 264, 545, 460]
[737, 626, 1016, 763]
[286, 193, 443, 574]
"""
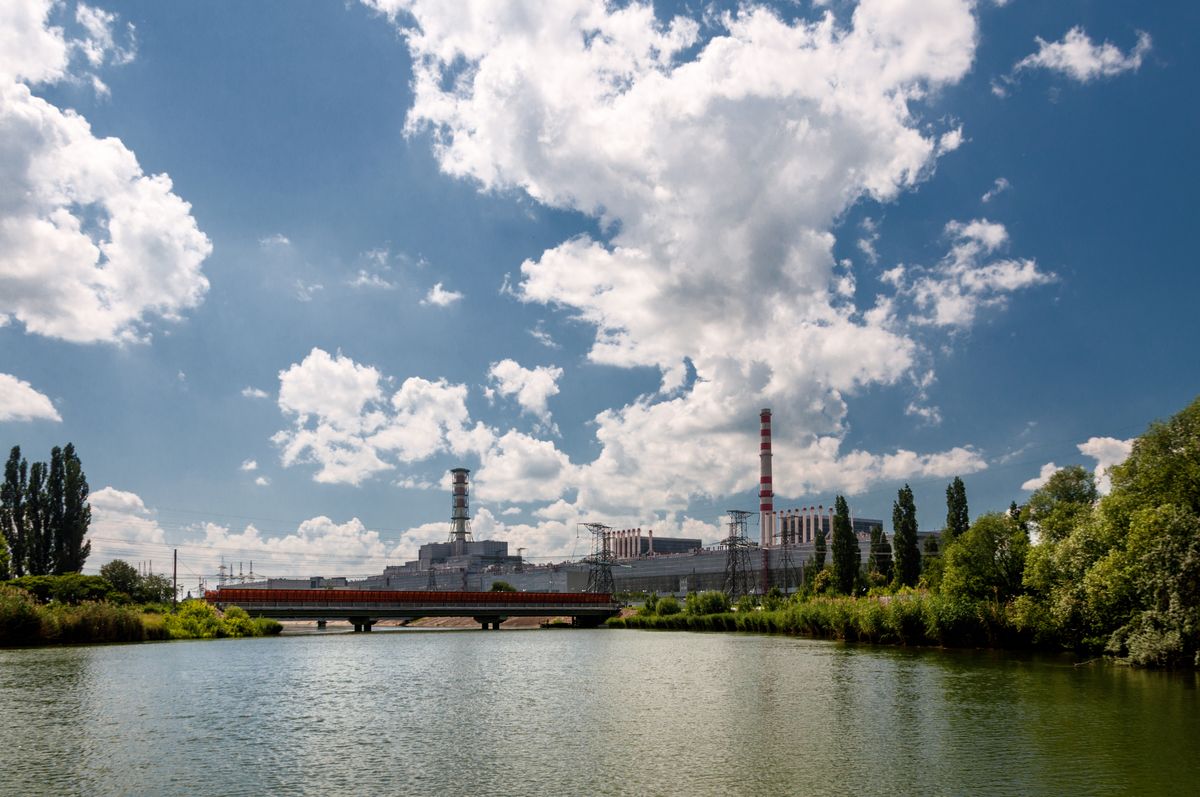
[234, 409, 892, 596]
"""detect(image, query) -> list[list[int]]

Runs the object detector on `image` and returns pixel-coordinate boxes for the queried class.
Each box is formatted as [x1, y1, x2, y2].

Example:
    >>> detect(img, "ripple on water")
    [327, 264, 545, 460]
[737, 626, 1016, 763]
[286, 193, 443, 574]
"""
[1, 632, 1197, 796]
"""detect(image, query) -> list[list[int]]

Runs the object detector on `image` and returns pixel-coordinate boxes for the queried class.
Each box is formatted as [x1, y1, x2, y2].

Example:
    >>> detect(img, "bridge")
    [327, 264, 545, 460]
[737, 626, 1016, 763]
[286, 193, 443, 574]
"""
[207, 588, 621, 631]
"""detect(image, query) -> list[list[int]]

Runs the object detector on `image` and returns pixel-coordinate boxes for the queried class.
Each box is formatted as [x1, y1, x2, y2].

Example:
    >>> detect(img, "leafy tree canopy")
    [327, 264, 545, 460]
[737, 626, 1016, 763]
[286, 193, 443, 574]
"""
[1027, 465, 1097, 543]
[942, 513, 1029, 603]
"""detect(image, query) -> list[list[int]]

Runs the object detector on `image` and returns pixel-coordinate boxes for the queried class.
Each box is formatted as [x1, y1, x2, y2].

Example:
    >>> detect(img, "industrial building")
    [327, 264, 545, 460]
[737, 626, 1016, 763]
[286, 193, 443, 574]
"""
[227, 408, 905, 597]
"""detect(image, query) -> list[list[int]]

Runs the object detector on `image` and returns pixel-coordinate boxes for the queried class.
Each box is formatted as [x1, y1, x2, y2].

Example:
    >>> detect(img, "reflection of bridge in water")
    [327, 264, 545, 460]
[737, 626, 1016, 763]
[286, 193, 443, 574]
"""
[207, 588, 620, 632]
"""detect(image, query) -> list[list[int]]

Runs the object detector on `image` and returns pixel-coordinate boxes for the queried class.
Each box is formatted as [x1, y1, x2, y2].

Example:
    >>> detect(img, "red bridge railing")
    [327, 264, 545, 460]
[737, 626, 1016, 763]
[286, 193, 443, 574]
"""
[206, 588, 614, 606]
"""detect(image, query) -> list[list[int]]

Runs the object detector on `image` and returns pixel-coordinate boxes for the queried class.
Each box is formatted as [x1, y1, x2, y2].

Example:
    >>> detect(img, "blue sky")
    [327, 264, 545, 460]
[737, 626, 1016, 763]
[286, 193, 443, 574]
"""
[1, 0, 1195, 580]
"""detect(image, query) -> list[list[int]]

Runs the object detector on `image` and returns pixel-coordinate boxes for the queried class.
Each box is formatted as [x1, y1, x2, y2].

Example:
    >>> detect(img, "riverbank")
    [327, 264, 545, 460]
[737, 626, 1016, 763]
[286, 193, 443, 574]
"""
[0, 587, 281, 646]
[607, 592, 1054, 653]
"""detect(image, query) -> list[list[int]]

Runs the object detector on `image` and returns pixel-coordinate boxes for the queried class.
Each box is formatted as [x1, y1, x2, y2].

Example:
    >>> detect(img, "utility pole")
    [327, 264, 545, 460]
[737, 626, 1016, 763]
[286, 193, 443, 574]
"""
[172, 549, 178, 608]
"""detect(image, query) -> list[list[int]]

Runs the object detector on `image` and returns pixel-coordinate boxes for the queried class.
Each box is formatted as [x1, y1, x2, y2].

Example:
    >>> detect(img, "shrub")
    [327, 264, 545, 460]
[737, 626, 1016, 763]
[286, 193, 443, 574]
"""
[762, 586, 786, 612]
[637, 593, 659, 617]
[686, 591, 730, 615]
[46, 602, 148, 643]
[5, 574, 113, 605]
[254, 617, 284, 636]
[735, 594, 759, 613]
[0, 586, 42, 644]
[164, 600, 224, 639]
[220, 606, 258, 638]
[810, 568, 833, 596]
[656, 595, 681, 616]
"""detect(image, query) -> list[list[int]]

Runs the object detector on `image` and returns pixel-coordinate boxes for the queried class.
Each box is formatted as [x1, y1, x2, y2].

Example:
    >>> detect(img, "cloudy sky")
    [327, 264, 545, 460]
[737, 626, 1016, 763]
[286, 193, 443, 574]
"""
[1, 0, 1195, 584]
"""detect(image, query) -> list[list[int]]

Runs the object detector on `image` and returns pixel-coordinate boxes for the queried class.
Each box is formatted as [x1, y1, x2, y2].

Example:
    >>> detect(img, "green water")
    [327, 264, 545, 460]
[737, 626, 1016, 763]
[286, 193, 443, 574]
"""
[1, 629, 1196, 796]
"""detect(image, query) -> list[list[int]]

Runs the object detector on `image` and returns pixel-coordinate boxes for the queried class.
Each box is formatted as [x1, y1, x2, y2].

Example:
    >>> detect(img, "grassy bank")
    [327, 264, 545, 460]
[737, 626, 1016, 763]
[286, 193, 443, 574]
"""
[0, 587, 281, 647]
[607, 591, 1040, 650]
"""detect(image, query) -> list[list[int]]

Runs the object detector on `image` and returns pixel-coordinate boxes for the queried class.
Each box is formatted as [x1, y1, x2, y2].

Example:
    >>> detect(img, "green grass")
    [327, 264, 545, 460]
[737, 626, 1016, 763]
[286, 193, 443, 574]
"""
[0, 587, 282, 647]
[607, 592, 1039, 650]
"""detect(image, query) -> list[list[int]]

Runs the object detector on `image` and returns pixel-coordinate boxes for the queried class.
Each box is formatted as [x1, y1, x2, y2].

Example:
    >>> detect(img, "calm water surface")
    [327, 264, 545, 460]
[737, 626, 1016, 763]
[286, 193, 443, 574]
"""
[1, 629, 1197, 796]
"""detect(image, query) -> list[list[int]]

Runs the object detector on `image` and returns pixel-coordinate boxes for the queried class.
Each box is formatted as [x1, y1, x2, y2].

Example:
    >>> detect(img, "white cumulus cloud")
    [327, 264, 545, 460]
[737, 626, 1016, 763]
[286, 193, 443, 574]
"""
[272, 348, 483, 485]
[0, 372, 61, 422]
[487, 358, 563, 427]
[1077, 435, 1133, 495]
[894, 219, 1054, 328]
[1015, 27, 1151, 82]
[1021, 461, 1060, 491]
[0, 1, 210, 344]
[87, 486, 167, 566]
[421, 282, 462, 306]
[355, 0, 1005, 511]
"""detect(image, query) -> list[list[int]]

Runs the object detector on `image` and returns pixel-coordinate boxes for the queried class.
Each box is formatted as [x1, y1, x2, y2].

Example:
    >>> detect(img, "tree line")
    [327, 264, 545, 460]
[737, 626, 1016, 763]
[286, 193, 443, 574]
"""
[693, 395, 1199, 667]
[0, 444, 91, 580]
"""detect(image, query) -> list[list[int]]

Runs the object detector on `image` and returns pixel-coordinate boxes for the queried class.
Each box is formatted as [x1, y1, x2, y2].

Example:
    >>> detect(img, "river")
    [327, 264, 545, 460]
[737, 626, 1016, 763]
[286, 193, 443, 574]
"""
[1, 628, 1197, 796]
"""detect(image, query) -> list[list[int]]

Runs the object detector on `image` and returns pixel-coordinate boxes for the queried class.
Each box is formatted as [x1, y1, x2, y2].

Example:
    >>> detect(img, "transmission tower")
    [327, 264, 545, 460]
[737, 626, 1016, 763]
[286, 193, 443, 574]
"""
[426, 566, 438, 591]
[580, 522, 615, 594]
[774, 528, 800, 595]
[721, 510, 756, 600]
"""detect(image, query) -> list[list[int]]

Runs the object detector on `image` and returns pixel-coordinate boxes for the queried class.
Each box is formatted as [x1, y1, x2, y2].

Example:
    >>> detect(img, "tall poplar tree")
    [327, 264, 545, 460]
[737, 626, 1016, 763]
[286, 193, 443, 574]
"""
[831, 495, 859, 594]
[892, 484, 921, 587]
[59, 444, 91, 573]
[813, 521, 827, 570]
[25, 461, 50, 575]
[944, 476, 969, 543]
[47, 446, 65, 572]
[1, 447, 28, 577]
[867, 526, 893, 582]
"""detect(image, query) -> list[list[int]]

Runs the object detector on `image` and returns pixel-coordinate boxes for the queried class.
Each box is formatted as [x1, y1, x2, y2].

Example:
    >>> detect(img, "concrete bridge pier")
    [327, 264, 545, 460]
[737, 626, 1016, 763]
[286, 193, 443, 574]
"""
[474, 616, 502, 630]
[350, 618, 375, 633]
[316, 620, 327, 629]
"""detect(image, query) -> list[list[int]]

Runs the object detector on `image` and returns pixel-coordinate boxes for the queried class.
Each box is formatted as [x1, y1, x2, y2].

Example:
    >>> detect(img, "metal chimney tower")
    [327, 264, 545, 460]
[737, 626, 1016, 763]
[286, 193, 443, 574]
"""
[759, 409, 774, 548]
[449, 467, 473, 555]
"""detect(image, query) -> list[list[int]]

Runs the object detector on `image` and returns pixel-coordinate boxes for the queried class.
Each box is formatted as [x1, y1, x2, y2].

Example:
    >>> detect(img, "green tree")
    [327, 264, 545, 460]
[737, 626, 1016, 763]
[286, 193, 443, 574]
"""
[941, 512, 1029, 602]
[1098, 396, 1200, 666]
[57, 444, 90, 573]
[867, 526, 893, 583]
[489, 580, 517, 592]
[100, 559, 141, 597]
[1027, 465, 1097, 543]
[831, 495, 859, 594]
[892, 484, 920, 588]
[0, 526, 9, 581]
[1, 447, 27, 577]
[25, 461, 50, 576]
[1008, 501, 1028, 534]
[46, 446, 64, 572]
[812, 521, 827, 570]
[944, 476, 969, 543]
[921, 534, 944, 590]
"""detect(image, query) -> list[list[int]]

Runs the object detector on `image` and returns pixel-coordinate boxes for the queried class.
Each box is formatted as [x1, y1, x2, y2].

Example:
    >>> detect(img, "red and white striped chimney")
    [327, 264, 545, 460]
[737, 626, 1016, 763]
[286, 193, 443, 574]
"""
[759, 408, 773, 547]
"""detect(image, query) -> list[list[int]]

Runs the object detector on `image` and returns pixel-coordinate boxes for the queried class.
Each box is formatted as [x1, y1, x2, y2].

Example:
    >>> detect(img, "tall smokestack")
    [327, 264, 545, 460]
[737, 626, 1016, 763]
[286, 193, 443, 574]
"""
[450, 468, 472, 554]
[760, 408, 774, 547]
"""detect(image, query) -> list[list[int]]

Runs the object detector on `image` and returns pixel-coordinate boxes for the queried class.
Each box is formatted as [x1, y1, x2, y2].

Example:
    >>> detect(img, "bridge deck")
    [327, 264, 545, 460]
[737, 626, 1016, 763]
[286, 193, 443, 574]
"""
[207, 588, 620, 621]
